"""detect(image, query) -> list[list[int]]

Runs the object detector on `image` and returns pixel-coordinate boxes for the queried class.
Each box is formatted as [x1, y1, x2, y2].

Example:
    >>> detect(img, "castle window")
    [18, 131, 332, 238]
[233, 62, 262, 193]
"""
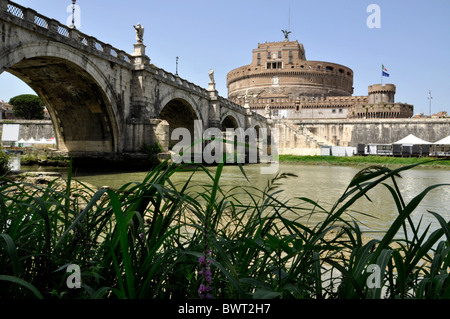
[266, 62, 282, 69]
[326, 66, 333, 72]
[267, 51, 271, 59]
[257, 53, 261, 66]
[317, 65, 321, 70]
[278, 51, 282, 59]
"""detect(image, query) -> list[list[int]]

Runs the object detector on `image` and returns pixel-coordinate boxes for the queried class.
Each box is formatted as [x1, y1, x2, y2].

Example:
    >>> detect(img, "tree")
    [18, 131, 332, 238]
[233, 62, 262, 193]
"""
[9, 94, 45, 120]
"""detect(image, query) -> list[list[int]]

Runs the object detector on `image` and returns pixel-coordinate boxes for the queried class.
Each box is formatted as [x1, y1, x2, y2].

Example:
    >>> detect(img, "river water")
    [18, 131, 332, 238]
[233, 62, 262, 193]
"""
[21, 162, 450, 241]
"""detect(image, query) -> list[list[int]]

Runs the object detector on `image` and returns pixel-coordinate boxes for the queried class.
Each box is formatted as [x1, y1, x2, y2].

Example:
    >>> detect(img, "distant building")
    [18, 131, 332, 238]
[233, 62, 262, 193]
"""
[226, 38, 414, 120]
[431, 111, 448, 118]
[1, 100, 50, 120]
[413, 111, 448, 119]
[1, 100, 15, 119]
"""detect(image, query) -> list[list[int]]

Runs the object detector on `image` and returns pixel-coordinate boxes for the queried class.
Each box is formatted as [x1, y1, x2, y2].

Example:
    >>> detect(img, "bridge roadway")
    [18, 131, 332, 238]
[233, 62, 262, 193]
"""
[0, 0, 268, 162]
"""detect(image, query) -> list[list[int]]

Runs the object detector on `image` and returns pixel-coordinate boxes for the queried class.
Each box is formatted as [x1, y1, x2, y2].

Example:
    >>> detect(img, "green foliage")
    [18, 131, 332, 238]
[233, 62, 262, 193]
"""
[0, 159, 449, 299]
[140, 142, 164, 167]
[8, 94, 45, 120]
[0, 151, 10, 176]
[280, 155, 450, 168]
[140, 142, 163, 155]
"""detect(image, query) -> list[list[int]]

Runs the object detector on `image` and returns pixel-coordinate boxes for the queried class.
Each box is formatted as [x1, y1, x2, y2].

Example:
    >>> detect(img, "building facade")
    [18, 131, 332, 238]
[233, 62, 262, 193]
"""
[227, 39, 413, 120]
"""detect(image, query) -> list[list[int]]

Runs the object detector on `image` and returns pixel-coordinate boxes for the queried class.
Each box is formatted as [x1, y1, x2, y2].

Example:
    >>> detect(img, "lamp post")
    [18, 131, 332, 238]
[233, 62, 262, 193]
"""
[428, 90, 432, 117]
[176, 56, 179, 76]
[70, 0, 76, 29]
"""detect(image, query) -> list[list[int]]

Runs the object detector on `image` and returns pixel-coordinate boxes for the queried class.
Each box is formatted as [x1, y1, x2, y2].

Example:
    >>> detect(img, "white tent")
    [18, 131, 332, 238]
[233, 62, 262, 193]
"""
[37, 138, 48, 144]
[393, 134, 432, 146]
[434, 135, 450, 145]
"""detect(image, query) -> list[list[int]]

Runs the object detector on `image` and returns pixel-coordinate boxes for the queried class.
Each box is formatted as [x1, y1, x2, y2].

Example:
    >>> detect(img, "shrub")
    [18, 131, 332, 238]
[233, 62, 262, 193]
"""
[0, 151, 10, 176]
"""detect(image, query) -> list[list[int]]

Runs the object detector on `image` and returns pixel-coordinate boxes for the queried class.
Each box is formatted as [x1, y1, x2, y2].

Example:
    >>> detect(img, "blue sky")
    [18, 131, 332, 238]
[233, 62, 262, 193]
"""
[1, 0, 449, 115]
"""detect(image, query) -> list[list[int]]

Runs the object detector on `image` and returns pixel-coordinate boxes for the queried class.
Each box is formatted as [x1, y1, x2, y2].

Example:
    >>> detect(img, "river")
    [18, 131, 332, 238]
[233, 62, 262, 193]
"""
[20, 162, 450, 241]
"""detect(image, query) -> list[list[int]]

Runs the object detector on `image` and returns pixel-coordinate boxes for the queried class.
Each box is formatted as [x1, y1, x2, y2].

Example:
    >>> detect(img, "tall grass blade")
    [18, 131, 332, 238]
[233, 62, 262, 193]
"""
[0, 275, 43, 299]
[429, 211, 450, 243]
[0, 233, 22, 277]
[372, 183, 450, 263]
[108, 189, 136, 299]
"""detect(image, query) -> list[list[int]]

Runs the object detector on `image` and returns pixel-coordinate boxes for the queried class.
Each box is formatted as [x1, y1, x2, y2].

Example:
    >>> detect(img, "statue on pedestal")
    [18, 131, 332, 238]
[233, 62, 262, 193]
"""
[209, 69, 215, 84]
[281, 29, 291, 41]
[265, 104, 271, 118]
[134, 23, 144, 44]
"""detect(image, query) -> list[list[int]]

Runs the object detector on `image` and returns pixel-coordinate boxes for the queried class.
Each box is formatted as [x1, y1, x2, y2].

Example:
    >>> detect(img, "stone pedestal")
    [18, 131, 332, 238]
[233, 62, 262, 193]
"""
[208, 81, 216, 92]
[132, 43, 150, 65]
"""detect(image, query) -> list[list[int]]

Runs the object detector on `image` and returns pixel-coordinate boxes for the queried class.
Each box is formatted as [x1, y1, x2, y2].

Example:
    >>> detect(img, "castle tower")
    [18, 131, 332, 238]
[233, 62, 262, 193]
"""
[368, 84, 396, 104]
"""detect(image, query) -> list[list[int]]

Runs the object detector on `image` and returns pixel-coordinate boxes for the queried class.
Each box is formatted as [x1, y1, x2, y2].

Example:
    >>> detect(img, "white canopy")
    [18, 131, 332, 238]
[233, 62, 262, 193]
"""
[393, 134, 432, 145]
[434, 135, 450, 145]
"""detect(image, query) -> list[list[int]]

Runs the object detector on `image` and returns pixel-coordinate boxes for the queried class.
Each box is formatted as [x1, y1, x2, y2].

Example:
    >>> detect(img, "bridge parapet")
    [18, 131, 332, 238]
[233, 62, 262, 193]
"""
[218, 96, 266, 122]
[152, 66, 209, 99]
[1, 0, 133, 65]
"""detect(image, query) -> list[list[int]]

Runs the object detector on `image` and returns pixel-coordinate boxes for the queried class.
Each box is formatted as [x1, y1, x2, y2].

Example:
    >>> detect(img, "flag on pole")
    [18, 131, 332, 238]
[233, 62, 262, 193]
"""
[382, 64, 389, 77]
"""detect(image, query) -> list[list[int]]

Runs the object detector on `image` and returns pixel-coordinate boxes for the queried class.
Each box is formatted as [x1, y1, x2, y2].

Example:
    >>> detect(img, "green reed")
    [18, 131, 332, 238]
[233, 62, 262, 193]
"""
[0, 159, 449, 299]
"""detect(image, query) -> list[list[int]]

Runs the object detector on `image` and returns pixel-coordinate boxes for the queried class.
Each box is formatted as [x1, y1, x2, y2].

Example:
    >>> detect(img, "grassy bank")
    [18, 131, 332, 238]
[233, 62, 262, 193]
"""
[20, 151, 70, 167]
[279, 155, 450, 168]
[0, 160, 449, 299]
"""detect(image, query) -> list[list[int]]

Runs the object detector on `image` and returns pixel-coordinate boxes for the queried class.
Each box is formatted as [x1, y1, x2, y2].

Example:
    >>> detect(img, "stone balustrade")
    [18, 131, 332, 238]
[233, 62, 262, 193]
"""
[1, 0, 132, 64]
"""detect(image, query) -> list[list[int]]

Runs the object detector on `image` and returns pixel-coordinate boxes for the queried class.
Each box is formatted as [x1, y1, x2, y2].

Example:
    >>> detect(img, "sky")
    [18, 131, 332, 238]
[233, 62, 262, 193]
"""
[1, 0, 449, 115]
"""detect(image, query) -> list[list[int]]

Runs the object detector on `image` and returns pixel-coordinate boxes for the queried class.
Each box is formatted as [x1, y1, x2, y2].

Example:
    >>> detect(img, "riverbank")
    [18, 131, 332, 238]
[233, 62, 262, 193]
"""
[13, 150, 450, 171]
[279, 155, 450, 168]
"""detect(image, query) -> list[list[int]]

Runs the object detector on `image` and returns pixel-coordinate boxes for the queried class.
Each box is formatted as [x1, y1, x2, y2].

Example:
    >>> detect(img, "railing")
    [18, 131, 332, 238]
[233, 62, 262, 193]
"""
[218, 96, 267, 122]
[153, 64, 267, 121]
[153, 67, 210, 98]
[2, 0, 132, 65]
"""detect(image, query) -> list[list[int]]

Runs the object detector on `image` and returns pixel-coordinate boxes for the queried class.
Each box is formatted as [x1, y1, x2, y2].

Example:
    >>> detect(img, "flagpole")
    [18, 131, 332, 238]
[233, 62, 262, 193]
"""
[381, 64, 383, 86]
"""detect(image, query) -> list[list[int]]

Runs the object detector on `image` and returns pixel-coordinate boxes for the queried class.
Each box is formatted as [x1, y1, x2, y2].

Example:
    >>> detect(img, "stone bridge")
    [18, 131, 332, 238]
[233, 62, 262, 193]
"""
[0, 0, 268, 161]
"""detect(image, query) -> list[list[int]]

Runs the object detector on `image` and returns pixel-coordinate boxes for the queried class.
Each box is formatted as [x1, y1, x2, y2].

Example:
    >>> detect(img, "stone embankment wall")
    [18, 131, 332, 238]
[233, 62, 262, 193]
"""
[0, 120, 55, 141]
[4, 119, 450, 157]
[275, 118, 450, 155]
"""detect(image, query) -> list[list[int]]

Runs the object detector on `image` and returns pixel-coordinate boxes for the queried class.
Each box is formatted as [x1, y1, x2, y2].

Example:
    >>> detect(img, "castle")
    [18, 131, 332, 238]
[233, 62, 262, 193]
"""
[226, 37, 414, 120]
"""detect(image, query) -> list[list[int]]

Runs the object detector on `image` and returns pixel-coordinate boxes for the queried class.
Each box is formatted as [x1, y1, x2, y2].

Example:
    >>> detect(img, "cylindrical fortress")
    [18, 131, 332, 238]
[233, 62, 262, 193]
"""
[226, 40, 354, 109]
[368, 84, 396, 104]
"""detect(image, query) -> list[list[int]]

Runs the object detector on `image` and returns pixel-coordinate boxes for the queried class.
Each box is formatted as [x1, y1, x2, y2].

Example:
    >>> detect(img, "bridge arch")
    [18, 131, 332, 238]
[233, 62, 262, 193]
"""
[253, 124, 262, 138]
[221, 114, 240, 131]
[158, 96, 201, 148]
[0, 41, 120, 153]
